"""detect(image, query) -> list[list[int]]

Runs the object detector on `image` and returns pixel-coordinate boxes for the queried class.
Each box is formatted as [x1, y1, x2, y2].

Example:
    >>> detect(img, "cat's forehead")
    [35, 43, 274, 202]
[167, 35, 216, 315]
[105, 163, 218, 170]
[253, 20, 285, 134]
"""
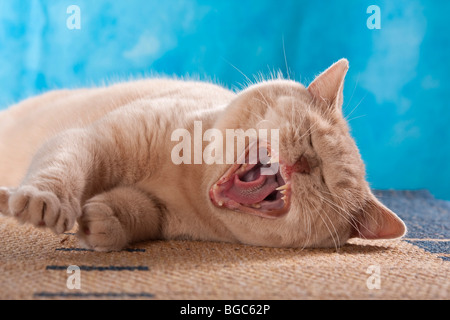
[240, 80, 314, 110]
[242, 79, 307, 97]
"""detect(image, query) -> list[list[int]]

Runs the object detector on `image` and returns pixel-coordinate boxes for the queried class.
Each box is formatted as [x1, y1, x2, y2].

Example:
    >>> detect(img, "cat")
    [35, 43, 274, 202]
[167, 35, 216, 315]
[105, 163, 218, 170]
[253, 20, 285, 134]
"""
[0, 59, 406, 251]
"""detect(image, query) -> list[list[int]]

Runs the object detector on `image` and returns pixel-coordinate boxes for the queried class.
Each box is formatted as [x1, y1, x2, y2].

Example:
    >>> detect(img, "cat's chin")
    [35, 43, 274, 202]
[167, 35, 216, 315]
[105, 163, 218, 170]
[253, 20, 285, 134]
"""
[209, 142, 291, 219]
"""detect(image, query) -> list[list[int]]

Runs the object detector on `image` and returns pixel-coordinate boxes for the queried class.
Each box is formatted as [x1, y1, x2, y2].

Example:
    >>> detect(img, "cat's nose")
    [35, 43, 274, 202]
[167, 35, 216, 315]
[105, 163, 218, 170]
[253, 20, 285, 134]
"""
[293, 156, 311, 174]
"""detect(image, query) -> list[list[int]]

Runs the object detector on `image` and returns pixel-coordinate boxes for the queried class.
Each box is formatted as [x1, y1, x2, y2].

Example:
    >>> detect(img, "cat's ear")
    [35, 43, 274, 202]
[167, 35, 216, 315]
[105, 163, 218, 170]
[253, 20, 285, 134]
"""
[351, 195, 407, 240]
[307, 59, 349, 111]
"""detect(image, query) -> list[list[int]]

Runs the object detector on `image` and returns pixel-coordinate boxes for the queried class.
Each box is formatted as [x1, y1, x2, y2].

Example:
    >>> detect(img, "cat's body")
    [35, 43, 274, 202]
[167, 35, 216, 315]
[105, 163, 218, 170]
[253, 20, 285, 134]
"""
[0, 79, 234, 187]
[0, 79, 241, 249]
[0, 60, 407, 251]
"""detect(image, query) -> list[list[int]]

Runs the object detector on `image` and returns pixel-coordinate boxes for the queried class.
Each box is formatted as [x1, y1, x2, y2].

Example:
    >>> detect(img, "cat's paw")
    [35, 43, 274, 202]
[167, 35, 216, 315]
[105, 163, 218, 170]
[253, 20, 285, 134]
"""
[77, 200, 128, 252]
[7, 185, 80, 233]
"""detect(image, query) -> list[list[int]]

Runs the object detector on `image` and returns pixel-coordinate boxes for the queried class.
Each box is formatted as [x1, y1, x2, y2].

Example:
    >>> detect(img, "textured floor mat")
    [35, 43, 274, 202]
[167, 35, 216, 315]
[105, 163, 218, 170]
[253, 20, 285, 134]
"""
[0, 190, 448, 300]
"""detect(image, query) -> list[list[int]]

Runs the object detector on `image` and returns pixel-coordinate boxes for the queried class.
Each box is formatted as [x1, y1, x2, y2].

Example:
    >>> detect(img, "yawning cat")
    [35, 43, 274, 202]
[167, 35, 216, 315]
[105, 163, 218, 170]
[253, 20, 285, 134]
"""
[0, 59, 406, 251]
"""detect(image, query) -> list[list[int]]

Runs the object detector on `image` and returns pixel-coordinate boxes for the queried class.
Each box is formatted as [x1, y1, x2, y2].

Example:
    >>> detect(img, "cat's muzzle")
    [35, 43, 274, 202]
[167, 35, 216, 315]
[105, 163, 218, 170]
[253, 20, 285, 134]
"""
[209, 142, 292, 219]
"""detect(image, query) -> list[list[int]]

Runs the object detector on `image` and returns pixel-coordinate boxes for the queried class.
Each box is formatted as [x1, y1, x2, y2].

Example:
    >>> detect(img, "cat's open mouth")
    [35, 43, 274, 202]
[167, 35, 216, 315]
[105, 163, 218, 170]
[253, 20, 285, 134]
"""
[209, 142, 291, 219]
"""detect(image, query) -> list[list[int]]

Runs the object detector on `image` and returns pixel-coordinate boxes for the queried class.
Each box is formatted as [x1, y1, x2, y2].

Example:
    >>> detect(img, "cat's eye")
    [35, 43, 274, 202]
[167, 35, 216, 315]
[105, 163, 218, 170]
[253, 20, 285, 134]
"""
[309, 132, 314, 148]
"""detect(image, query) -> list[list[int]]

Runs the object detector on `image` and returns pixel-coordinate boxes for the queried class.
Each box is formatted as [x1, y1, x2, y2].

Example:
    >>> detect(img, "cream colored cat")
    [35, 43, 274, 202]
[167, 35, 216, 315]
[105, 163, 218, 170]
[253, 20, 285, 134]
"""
[0, 59, 406, 251]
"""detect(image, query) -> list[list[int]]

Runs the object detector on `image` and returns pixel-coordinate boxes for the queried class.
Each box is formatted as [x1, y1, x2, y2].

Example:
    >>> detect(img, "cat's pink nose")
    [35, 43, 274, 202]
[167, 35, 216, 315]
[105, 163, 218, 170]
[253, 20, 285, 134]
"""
[284, 156, 311, 177]
[293, 156, 311, 174]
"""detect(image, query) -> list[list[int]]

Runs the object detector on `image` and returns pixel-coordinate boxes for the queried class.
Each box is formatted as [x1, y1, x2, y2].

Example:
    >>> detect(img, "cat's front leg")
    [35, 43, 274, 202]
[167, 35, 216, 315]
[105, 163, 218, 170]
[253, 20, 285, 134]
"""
[1, 130, 88, 233]
[77, 186, 163, 252]
[2, 108, 156, 236]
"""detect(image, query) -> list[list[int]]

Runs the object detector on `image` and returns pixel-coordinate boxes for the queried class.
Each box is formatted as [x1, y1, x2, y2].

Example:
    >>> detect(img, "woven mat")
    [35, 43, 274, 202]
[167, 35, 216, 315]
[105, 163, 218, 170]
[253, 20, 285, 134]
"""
[0, 190, 448, 300]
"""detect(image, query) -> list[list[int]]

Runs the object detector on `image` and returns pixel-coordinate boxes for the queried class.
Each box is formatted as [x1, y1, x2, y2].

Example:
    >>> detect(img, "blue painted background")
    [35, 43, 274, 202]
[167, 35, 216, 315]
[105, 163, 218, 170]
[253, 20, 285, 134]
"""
[0, 0, 449, 200]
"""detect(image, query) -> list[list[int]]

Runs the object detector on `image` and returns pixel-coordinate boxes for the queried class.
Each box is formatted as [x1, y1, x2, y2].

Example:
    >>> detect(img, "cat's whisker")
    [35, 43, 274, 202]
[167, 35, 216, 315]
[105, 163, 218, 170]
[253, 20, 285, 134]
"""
[317, 193, 360, 232]
[314, 199, 340, 252]
[342, 72, 360, 115]
[315, 191, 358, 240]
[347, 114, 367, 123]
[321, 189, 356, 205]
[321, 189, 364, 211]
[306, 193, 340, 251]
[344, 94, 367, 121]
[320, 190, 381, 237]
[302, 198, 318, 250]
[359, 200, 382, 230]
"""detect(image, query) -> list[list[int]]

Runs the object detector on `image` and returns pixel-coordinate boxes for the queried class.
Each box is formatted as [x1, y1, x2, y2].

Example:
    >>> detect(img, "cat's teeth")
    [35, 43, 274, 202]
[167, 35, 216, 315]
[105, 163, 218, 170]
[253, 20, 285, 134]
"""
[251, 204, 261, 209]
[238, 164, 248, 173]
[276, 185, 288, 191]
[218, 201, 224, 206]
[280, 190, 287, 195]
[281, 196, 287, 202]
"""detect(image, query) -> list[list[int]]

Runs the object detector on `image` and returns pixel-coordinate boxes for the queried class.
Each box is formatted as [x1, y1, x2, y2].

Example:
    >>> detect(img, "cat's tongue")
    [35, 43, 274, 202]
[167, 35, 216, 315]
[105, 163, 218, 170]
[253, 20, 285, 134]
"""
[223, 166, 278, 205]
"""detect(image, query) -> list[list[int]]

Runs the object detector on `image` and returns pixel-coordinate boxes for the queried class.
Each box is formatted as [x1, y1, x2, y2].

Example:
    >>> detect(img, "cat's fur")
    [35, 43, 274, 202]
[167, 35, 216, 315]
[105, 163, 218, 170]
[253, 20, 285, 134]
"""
[0, 59, 406, 251]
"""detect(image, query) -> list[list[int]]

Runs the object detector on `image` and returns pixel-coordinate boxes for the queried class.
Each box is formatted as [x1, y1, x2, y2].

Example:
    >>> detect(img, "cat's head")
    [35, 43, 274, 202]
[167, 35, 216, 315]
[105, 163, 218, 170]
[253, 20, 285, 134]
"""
[205, 59, 406, 248]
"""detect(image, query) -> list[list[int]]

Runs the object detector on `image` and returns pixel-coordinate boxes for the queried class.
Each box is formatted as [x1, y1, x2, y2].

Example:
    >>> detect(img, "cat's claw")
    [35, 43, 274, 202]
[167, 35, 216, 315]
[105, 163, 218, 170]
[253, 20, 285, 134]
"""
[77, 199, 128, 252]
[6, 185, 79, 234]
